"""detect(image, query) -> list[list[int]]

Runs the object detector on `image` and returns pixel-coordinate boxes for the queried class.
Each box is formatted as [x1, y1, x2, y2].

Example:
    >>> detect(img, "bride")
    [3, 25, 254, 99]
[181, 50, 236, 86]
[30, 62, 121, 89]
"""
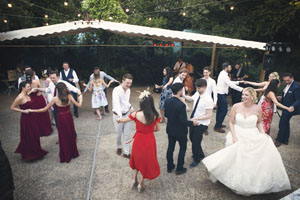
[202, 87, 291, 196]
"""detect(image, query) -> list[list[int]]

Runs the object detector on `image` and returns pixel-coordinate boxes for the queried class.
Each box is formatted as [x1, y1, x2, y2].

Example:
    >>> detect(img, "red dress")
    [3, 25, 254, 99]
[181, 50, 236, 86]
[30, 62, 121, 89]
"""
[15, 101, 48, 160]
[30, 91, 53, 136]
[129, 113, 161, 180]
[56, 104, 79, 163]
[261, 96, 274, 135]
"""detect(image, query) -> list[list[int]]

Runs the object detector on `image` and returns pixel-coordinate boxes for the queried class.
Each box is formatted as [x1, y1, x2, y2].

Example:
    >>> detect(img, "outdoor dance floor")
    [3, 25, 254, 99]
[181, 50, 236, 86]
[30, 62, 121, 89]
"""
[0, 87, 299, 200]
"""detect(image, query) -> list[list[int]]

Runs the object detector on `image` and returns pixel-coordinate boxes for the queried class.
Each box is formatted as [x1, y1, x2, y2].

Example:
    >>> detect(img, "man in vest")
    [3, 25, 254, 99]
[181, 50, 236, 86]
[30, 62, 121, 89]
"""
[60, 62, 80, 117]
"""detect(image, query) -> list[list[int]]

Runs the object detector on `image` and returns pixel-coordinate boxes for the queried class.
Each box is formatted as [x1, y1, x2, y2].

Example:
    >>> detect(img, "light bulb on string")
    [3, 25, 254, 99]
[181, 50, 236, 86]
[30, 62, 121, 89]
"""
[182, 12, 186, 16]
[45, 22, 49, 26]
[64, 1, 68, 6]
[109, 16, 113, 20]
[77, 13, 81, 17]
[4, 19, 8, 23]
[44, 14, 48, 19]
[230, 5, 234, 10]
[8, 3, 12, 8]
[125, 8, 130, 13]
[148, 17, 152, 21]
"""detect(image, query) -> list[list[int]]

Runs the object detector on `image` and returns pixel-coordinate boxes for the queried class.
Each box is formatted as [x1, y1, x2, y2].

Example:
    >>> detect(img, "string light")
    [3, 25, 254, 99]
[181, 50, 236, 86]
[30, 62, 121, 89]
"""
[44, 14, 48, 19]
[125, 8, 130, 13]
[45, 22, 49, 26]
[230, 5, 235, 10]
[4, 19, 8, 23]
[109, 16, 113, 20]
[182, 12, 186, 16]
[8, 3, 13, 8]
[77, 13, 81, 17]
[148, 17, 152, 21]
[64, 1, 68, 6]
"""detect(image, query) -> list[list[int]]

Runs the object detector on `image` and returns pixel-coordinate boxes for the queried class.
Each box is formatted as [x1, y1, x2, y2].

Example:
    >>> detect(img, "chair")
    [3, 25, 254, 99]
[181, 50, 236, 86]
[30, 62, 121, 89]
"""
[6, 70, 18, 96]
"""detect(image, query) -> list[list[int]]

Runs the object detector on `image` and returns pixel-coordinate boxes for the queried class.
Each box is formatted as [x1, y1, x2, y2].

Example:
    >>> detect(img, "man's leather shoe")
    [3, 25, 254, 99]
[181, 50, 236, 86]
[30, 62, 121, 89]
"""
[274, 141, 282, 147]
[203, 129, 209, 135]
[283, 141, 289, 145]
[175, 168, 187, 175]
[221, 125, 226, 128]
[167, 164, 175, 173]
[123, 154, 131, 159]
[214, 128, 225, 133]
[116, 148, 122, 155]
[189, 161, 199, 168]
[74, 113, 79, 118]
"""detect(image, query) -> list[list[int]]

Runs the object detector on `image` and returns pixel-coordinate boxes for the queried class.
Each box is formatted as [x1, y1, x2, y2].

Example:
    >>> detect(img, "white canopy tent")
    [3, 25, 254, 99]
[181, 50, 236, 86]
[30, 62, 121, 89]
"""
[0, 20, 267, 78]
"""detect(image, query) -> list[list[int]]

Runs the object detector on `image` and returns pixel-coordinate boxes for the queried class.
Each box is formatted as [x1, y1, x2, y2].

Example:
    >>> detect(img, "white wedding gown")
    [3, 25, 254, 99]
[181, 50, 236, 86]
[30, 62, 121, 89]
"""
[202, 113, 291, 196]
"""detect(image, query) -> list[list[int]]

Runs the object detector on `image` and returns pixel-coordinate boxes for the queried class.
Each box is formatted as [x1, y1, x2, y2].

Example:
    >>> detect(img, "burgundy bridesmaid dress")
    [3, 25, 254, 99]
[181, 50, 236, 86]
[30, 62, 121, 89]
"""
[56, 104, 79, 163]
[30, 91, 53, 136]
[15, 101, 48, 161]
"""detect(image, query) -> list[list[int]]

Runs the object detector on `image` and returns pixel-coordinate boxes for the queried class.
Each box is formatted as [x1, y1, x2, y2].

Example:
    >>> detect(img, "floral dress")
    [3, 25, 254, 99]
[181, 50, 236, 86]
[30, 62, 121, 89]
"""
[261, 96, 274, 135]
[159, 77, 173, 110]
[92, 84, 108, 108]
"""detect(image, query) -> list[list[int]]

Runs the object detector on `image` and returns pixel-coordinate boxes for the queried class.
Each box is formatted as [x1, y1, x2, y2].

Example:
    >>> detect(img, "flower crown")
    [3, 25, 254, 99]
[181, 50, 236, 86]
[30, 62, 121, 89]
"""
[138, 87, 151, 100]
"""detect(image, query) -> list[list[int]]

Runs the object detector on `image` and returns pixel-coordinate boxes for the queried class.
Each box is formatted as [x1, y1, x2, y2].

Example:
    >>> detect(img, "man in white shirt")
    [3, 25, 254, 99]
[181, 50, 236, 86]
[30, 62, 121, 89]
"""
[173, 56, 186, 72]
[60, 62, 80, 117]
[112, 73, 133, 158]
[214, 62, 243, 133]
[202, 66, 217, 108]
[185, 79, 214, 168]
[84, 66, 119, 113]
[18, 66, 39, 88]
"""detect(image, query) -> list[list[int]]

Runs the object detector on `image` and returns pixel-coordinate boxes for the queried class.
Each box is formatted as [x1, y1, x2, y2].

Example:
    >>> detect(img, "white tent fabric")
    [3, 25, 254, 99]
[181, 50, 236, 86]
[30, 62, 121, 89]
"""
[0, 20, 266, 50]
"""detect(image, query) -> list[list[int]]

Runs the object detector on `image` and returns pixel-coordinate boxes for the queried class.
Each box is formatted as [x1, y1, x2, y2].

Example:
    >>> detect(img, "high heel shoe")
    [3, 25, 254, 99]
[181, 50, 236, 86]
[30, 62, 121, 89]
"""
[131, 180, 138, 189]
[138, 184, 145, 193]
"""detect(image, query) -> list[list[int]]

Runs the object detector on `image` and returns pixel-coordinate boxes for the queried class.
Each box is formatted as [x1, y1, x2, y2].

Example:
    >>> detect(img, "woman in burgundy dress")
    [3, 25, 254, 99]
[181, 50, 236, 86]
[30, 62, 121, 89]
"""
[261, 79, 292, 135]
[30, 82, 82, 163]
[25, 69, 53, 136]
[10, 81, 48, 161]
[118, 91, 161, 193]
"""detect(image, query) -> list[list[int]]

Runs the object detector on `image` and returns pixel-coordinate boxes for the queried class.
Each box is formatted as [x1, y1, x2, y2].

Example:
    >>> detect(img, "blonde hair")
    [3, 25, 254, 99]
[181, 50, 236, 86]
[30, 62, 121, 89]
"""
[243, 87, 258, 104]
[94, 73, 101, 87]
[270, 72, 280, 80]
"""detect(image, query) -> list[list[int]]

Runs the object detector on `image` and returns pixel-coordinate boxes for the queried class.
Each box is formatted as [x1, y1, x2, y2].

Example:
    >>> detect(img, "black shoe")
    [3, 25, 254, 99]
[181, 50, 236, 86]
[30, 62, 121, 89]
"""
[74, 113, 79, 118]
[105, 107, 110, 113]
[189, 161, 199, 168]
[175, 168, 187, 175]
[167, 164, 175, 173]
[203, 129, 209, 135]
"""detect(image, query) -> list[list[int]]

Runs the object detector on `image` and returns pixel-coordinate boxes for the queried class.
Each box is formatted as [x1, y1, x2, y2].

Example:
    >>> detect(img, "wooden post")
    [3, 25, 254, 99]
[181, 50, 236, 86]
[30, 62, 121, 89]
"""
[259, 51, 269, 82]
[210, 44, 219, 77]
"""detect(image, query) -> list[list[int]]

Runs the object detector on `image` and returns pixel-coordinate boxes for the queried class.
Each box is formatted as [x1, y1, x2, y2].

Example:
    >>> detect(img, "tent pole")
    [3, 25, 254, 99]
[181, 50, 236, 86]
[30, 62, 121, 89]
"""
[259, 51, 269, 82]
[210, 44, 218, 77]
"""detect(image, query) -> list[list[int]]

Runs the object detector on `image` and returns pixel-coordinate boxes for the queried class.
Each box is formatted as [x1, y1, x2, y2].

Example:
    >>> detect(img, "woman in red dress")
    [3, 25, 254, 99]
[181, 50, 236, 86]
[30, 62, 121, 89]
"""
[118, 91, 161, 192]
[261, 79, 292, 135]
[30, 82, 83, 163]
[10, 81, 48, 161]
[25, 69, 53, 136]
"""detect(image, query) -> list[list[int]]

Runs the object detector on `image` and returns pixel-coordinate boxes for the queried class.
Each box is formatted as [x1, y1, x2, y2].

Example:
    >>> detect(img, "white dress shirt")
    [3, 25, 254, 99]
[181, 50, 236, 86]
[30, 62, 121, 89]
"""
[173, 76, 183, 84]
[112, 85, 131, 117]
[60, 68, 79, 83]
[173, 61, 186, 71]
[217, 70, 243, 94]
[46, 79, 80, 100]
[191, 92, 214, 126]
[283, 81, 293, 97]
[202, 77, 218, 104]
[18, 75, 39, 88]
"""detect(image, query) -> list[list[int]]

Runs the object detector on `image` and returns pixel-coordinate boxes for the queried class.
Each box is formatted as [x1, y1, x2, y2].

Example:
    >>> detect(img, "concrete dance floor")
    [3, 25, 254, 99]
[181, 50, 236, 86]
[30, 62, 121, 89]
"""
[0, 87, 299, 200]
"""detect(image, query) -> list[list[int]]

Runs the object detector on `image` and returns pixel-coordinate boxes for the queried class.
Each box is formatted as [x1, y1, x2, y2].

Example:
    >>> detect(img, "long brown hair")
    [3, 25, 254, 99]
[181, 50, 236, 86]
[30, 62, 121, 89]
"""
[139, 95, 159, 125]
[56, 82, 70, 105]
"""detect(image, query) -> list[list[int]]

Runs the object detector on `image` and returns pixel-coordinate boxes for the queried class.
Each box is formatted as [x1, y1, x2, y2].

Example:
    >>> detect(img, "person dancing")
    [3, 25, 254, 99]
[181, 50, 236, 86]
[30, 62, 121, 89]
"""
[202, 87, 291, 196]
[243, 72, 280, 93]
[30, 82, 82, 163]
[25, 69, 53, 136]
[261, 79, 293, 135]
[88, 71, 114, 120]
[155, 67, 174, 123]
[118, 90, 161, 192]
[10, 81, 48, 161]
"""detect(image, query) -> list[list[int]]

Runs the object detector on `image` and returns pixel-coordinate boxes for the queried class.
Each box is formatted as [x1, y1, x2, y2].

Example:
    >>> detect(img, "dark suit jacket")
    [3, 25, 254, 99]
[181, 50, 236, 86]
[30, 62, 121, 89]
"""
[282, 81, 300, 114]
[164, 97, 193, 137]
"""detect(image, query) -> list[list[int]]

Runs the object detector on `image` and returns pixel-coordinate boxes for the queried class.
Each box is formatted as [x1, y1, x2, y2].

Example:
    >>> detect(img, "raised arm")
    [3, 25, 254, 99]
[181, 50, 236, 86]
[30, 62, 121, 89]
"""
[229, 104, 238, 143]
[30, 97, 56, 113]
[101, 79, 114, 88]
[224, 75, 243, 92]
[69, 94, 83, 108]
[102, 72, 117, 82]
[245, 81, 266, 87]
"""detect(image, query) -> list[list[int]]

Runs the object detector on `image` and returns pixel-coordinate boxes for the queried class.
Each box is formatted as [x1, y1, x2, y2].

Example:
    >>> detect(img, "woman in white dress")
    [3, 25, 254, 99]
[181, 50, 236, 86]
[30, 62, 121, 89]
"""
[202, 87, 291, 196]
[88, 72, 114, 120]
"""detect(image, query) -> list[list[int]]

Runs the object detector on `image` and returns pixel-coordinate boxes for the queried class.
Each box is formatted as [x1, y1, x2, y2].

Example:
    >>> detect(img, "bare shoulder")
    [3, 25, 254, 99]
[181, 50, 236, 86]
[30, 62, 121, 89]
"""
[232, 103, 242, 110]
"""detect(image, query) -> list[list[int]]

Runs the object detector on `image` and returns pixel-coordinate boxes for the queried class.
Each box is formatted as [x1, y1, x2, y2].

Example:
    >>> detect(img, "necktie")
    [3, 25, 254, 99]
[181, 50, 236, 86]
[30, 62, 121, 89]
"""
[190, 96, 200, 118]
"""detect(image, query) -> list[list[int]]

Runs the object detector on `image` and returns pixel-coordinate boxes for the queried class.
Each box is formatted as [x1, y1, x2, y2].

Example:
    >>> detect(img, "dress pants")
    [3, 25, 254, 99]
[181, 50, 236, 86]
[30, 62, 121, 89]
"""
[215, 94, 228, 128]
[113, 113, 131, 155]
[104, 88, 109, 110]
[276, 110, 296, 143]
[189, 125, 207, 163]
[166, 135, 187, 171]
[71, 92, 78, 116]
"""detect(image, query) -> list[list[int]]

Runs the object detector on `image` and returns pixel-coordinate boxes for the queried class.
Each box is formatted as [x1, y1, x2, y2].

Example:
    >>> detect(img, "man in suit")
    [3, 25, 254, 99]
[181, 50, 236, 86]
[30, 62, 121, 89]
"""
[231, 63, 246, 105]
[275, 73, 300, 147]
[164, 83, 196, 175]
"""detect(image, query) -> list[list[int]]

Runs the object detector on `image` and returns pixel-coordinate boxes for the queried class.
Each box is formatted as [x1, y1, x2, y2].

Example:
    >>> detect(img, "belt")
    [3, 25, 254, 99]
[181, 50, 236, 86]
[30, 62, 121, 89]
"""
[113, 111, 129, 116]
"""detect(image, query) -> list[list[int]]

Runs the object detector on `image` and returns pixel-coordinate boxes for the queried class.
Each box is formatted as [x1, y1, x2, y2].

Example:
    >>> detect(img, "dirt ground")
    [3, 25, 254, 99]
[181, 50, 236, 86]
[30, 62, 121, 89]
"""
[0, 87, 299, 200]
